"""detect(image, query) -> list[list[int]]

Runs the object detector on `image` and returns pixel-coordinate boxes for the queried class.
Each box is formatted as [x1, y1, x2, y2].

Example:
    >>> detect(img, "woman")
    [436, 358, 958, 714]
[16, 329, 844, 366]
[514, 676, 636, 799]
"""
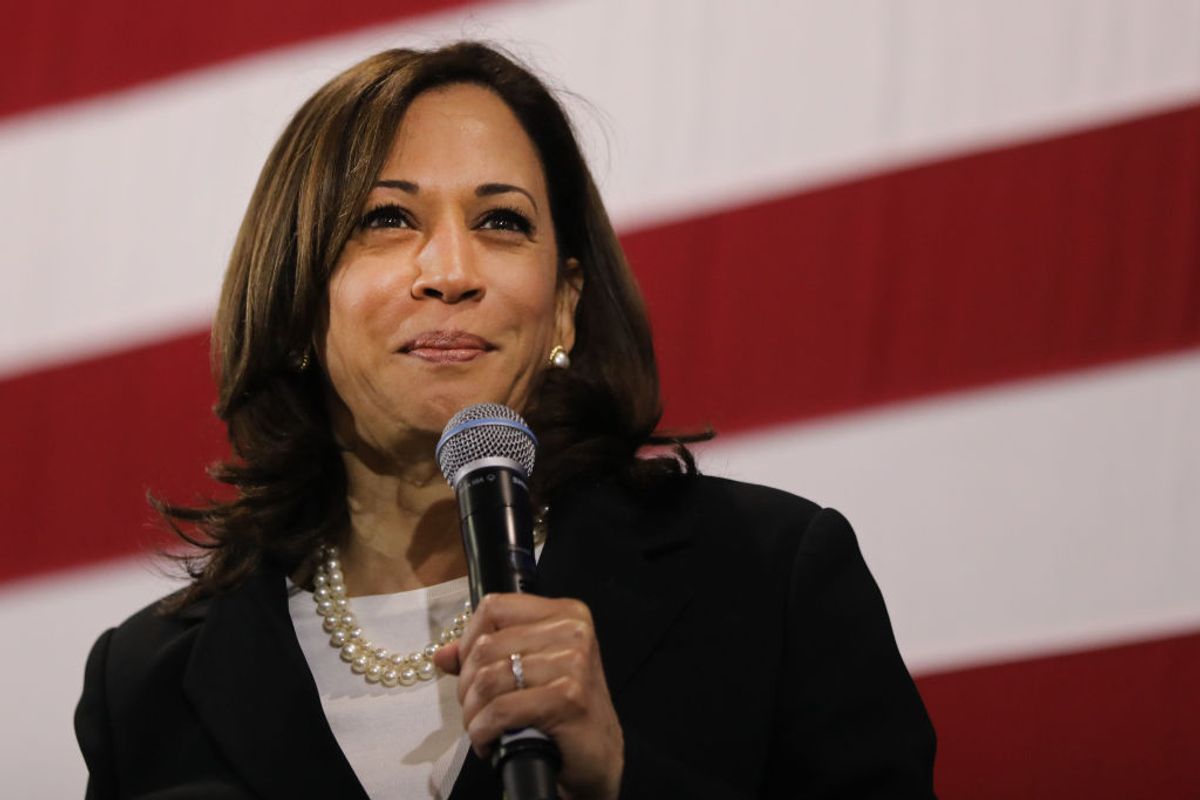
[75, 42, 936, 799]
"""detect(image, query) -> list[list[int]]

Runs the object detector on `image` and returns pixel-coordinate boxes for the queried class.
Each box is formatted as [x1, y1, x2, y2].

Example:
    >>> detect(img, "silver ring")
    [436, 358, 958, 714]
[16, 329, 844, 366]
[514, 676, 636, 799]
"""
[509, 652, 526, 690]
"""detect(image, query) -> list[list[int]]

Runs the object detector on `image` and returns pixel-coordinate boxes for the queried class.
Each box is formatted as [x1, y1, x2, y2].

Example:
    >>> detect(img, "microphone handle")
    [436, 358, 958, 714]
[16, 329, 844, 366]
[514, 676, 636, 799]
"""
[456, 464, 561, 800]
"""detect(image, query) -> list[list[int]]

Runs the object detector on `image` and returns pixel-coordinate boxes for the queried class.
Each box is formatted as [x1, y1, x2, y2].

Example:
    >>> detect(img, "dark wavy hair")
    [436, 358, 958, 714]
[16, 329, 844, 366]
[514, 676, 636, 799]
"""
[158, 42, 707, 607]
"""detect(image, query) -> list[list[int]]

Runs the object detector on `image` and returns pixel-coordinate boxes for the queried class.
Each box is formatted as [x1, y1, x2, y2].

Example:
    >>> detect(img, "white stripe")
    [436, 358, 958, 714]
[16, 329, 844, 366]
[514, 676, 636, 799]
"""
[698, 348, 1200, 674]
[2, 0, 1199, 375]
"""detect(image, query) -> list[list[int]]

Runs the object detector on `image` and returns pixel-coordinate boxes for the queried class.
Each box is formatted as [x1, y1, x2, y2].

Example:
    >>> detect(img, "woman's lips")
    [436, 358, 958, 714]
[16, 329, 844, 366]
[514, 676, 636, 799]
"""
[400, 331, 495, 363]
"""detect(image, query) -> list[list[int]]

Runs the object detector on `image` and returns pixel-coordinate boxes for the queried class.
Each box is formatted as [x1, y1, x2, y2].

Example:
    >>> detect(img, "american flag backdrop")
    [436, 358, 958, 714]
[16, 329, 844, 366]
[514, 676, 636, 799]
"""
[2, 1, 1199, 797]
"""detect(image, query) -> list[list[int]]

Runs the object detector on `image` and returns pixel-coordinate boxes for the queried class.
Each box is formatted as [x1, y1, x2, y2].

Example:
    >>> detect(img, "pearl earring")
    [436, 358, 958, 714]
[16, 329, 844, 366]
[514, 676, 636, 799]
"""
[295, 350, 312, 372]
[548, 345, 571, 369]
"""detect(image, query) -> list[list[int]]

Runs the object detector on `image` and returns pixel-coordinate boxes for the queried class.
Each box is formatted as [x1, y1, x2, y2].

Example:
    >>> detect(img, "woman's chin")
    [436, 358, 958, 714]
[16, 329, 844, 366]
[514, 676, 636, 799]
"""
[420, 388, 528, 422]
[405, 396, 494, 436]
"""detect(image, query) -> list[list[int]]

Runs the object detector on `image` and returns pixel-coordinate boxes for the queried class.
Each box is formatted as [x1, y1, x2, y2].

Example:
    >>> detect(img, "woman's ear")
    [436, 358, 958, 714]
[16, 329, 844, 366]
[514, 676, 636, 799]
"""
[555, 257, 584, 352]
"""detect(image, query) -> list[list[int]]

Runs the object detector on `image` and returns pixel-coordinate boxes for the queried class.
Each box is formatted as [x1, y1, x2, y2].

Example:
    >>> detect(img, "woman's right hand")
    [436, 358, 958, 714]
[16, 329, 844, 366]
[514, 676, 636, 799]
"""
[433, 593, 624, 800]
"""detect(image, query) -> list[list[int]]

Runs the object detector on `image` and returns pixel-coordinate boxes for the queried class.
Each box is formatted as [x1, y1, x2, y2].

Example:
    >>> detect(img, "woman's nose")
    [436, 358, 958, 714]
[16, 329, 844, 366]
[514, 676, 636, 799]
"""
[411, 220, 483, 303]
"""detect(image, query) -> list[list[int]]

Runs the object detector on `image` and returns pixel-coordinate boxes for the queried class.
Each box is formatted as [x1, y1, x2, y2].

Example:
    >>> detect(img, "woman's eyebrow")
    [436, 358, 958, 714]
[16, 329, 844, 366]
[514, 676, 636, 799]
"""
[374, 179, 419, 192]
[476, 183, 538, 213]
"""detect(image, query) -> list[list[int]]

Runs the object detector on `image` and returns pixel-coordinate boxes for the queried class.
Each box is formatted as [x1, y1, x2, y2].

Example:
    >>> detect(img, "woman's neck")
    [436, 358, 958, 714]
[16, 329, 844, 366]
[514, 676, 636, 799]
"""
[335, 450, 468, 596]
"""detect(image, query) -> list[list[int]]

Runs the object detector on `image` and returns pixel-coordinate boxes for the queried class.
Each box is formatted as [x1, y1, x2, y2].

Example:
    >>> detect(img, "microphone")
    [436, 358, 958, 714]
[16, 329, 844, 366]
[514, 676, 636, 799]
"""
[436, 403, 561, 800]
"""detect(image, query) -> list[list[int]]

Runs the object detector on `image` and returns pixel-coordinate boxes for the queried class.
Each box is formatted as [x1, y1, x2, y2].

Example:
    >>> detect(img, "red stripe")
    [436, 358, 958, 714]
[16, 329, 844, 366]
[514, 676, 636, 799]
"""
[631, 101, 1200, 433]
[916, 630, 1200, 798]
[0, 332, 226, 583]
[1, 0, 482, 119]
[1, 103, 1198, 582]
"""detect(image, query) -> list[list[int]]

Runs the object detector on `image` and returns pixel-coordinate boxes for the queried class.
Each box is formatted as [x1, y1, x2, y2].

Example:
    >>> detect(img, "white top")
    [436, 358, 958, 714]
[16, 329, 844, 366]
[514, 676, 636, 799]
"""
[288, 576, 472, 800]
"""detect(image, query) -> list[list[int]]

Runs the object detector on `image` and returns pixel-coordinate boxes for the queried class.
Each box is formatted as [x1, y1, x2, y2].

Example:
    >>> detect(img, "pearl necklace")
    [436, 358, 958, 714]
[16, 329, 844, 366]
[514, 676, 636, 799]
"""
[312, 508, 548, 689]
[310, 545, 471, 688]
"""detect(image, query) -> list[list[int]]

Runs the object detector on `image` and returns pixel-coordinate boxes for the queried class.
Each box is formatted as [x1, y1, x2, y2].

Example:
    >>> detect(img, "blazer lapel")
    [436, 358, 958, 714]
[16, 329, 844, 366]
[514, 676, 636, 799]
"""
[446, 750, 501, 800]
[182, 564, 369, 800]
[537, 480, 699, 697]
[447, 480, 700, 799]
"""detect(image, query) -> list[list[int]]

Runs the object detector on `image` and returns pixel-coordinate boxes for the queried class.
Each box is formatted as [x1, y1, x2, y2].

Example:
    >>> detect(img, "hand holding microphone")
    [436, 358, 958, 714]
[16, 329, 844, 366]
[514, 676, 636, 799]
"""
[432, 404, 624, 800]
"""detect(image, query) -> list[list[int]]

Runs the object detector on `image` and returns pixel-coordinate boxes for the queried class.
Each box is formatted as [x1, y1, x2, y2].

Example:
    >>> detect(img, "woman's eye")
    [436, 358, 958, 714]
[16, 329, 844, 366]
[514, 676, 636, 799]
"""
[479, 207, 534, 236]
[359, 204, 412, 229]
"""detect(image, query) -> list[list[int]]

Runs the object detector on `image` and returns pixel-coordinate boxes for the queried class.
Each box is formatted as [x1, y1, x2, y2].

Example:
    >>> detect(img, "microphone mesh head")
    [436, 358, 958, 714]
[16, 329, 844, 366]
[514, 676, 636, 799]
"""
[436, 403, 537, 485]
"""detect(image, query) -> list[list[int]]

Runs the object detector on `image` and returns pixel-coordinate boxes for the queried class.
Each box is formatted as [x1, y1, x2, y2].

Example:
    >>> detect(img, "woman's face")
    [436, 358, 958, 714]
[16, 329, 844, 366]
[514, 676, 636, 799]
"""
[319, 83, 579, 460]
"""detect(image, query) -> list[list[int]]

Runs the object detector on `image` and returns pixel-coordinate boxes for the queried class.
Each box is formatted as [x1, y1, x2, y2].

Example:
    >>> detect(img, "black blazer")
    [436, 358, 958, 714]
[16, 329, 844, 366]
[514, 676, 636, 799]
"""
[76, 475, 936, 798]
